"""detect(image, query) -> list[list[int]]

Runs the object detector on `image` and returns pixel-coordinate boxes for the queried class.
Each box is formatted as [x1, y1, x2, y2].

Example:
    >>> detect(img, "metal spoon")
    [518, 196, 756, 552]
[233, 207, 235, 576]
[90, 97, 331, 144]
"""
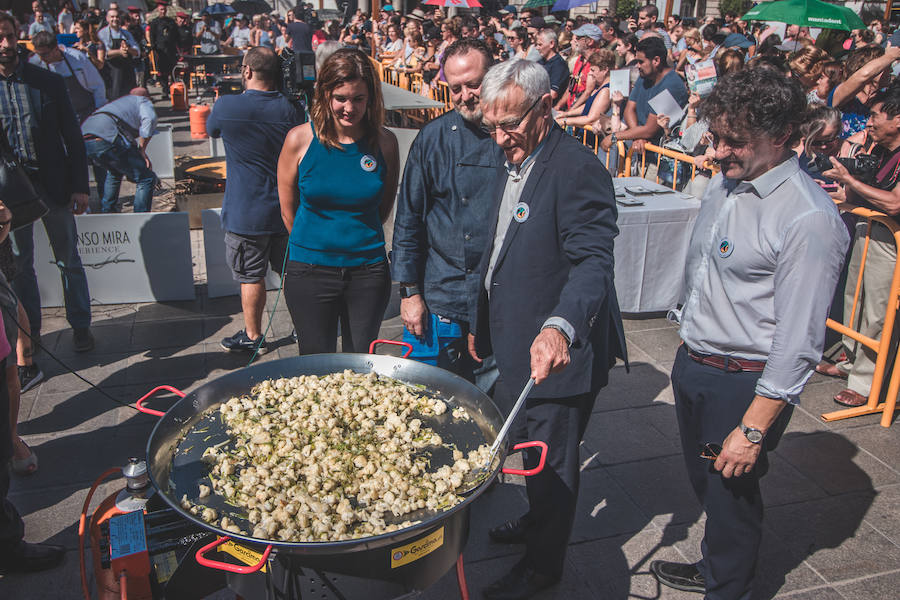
[458, 377, 535, 495]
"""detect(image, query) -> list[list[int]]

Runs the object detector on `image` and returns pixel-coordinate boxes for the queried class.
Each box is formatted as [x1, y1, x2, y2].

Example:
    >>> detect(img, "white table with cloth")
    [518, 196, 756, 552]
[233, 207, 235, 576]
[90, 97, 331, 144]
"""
[613, 177, 702, 313]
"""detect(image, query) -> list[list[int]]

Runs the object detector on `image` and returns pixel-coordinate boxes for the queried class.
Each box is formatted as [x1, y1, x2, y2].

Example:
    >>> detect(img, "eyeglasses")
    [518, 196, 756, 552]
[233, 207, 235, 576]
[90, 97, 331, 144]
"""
[481, 96, 542, 135]
[699, 442, 722, 460]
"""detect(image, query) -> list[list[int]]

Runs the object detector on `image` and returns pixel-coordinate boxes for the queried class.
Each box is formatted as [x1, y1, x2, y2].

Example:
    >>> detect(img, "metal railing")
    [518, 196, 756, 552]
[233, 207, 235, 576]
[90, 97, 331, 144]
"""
[822, 204, 900, 428]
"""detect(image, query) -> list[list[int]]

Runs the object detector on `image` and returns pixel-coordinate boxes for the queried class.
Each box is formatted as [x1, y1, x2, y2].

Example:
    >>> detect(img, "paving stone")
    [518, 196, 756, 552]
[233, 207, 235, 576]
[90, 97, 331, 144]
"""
[772, 587, 845, 599]
[457, 481, 529, 563]
[131, 318, 205, 349]
[783, 406, 831, 435]
[202, 315, 243, 340]
[420, 552, 590, 600]
[832, 569, 900, 600]
[794, 378, 884, 431]
[582, 405, 682, 466]
[759, 453, 830, 507]
[593, 362, 674, 412]
[754, 527, 829, 598]
[839, 425, 900, 478]
[568, 528, 699, 600]
[48, 323, 134, 359]
[11, 423, 128, 494]
[623, 327, 683, 366]
[774, 431, 900, 494]
[622, 315, 675, 333]
[8, 479, 122, 549]
[606, 455, 702, 529]
[765, 494, 900, 583]
[35, 353, 130, 395]
[125, 346, 212, 386]
[18, 387, 126, 437]
[571, 466, 650, 542]
[859, 484, 900, 546]
[0, 549, 85, 599]
[132, 298, 205, 322]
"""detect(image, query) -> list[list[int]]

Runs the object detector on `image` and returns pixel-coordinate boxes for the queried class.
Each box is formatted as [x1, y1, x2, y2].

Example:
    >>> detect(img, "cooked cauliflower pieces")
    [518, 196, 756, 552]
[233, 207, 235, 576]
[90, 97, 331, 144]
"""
[195, 371, 489, 542]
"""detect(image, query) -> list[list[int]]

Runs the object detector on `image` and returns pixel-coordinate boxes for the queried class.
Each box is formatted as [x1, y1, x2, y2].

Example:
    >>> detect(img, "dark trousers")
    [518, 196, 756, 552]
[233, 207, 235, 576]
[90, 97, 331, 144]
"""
[671, 345, 793, 600]
[283, 260, 390, 354]
[155, 51, 177, 94]
[493, 376, 595, 579]
[0, 359, 24, 553]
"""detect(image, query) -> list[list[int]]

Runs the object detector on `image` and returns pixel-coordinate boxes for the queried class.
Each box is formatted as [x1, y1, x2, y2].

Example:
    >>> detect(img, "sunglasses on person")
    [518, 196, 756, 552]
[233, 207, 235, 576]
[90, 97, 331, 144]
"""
[809, 135, 840, 149]
[700, 442, 722, 460]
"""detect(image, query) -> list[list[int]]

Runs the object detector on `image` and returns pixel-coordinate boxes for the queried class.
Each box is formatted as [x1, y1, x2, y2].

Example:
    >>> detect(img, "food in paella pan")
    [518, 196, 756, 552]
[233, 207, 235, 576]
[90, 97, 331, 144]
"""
[180, 370, 491, 542]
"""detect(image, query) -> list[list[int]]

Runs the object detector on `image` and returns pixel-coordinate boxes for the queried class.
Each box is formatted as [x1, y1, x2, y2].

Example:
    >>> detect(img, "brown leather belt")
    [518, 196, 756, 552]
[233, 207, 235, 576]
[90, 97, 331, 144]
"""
[686, 347, 766, 373]
[83, 134, 102, 141]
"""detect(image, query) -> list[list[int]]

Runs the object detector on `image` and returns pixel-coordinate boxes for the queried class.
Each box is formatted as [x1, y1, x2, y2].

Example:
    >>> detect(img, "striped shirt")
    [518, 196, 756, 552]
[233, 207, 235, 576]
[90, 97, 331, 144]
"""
[0, 62, 39, 166]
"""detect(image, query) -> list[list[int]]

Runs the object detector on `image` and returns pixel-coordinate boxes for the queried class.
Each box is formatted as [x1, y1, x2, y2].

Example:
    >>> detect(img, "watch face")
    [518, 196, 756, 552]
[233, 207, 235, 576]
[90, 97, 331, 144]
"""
[746, 429, 764, 443]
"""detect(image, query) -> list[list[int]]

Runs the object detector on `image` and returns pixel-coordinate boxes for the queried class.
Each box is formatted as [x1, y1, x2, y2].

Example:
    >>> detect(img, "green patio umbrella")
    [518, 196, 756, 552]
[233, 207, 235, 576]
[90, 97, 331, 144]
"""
[522, 0, 556, 9]
[741, 0, 865, 32]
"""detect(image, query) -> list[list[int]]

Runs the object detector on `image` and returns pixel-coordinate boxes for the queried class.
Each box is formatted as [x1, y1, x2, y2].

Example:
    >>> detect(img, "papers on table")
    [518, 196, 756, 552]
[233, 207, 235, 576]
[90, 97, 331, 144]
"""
[613, 178, 694, 203]
[649, 89, 685, 126]
[685, 58, 718, 97]
[609, 68, 631, 100]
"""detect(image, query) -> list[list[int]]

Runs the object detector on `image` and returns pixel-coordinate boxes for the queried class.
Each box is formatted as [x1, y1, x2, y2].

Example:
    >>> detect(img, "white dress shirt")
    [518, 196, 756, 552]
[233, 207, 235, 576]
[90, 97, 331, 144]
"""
[673, 155, 850, 403]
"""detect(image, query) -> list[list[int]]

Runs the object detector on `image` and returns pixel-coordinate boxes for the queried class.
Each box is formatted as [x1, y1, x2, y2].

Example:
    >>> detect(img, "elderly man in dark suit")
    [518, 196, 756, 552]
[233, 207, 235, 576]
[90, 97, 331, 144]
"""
[0, 12, 93, 353]
[469, 58, 627, 600]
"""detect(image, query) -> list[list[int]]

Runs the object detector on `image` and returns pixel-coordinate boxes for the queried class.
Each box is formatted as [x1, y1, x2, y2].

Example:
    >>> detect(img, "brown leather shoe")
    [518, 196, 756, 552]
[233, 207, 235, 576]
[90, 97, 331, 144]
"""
[834, 389, 868, 407]
[816, 361, 848, 379]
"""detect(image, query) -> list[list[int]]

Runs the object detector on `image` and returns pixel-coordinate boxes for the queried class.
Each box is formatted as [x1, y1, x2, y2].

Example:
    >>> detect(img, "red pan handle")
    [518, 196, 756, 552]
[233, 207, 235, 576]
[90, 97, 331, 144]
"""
[135, 385, 186, 417]
[502, 441, 548, 477]
[368, 339, 413, 358]
[194, 536, 273, 574]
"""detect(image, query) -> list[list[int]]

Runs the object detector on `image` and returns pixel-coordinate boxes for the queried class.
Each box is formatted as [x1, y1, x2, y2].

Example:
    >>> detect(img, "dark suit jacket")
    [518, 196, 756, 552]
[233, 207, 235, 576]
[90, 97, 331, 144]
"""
[474, 125, 627, 398]
[20, 61, 89, 207]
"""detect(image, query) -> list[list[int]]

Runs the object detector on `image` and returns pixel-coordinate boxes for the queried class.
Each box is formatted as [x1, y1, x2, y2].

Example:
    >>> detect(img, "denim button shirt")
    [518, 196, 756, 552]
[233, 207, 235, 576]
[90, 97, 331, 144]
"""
[391, 110, 504, 325]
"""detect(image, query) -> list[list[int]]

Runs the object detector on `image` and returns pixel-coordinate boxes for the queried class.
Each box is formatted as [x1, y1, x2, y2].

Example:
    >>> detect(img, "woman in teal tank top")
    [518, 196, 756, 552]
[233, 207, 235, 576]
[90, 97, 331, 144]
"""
[278, 48, 400, 354]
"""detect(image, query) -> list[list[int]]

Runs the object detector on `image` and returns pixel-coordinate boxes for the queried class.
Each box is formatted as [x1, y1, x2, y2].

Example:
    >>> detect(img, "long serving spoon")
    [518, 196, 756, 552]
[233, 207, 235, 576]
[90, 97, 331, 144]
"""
[458, 377, 535, 495]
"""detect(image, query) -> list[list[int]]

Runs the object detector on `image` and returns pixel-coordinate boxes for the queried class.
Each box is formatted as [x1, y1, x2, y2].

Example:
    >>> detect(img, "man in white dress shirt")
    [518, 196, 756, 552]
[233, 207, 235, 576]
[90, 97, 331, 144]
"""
[651, 68, 850, 599]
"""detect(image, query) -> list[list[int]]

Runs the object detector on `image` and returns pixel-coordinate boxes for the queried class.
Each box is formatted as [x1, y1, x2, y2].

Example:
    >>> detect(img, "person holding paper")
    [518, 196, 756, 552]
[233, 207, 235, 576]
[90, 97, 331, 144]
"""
[600, 36, 688, 161]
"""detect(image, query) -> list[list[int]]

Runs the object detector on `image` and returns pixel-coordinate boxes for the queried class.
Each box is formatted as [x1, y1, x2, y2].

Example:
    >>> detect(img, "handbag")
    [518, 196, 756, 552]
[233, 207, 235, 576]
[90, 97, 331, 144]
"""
[0, 127, 48, 231]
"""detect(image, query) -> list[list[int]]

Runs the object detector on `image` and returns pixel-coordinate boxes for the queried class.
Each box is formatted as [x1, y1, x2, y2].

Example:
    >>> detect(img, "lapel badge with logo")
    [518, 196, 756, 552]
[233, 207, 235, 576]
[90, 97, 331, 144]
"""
[360, 155, 377, 172]
[718, 238, 734, 258]
[513, 202, 530, 223]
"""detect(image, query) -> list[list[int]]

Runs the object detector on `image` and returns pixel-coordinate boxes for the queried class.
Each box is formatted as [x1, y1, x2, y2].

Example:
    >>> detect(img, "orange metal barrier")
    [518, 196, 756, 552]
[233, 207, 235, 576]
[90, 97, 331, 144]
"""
[569, 125, 627, 175]
[622, 143, 719, 187]
[822, 204, 900, 427]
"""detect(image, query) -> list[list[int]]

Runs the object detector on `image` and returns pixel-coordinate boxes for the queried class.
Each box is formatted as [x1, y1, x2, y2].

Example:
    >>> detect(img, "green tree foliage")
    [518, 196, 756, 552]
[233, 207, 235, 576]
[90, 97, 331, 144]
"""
[719, 0, 754, 17]
[616, 0, 638, 19]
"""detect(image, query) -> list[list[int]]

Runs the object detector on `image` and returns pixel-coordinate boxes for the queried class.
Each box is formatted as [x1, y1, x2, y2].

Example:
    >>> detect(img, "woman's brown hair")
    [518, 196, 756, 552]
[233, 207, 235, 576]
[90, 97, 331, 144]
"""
[788, 44, 828, 81]
[716, 49, 744, 76]
[588, 47, 616, 71]
[311, 48, 385, 151]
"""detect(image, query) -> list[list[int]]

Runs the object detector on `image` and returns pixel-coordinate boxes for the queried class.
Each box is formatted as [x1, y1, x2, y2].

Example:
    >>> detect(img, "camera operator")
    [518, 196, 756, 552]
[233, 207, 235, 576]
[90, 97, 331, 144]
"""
[207, 47, 305, 355]
[822, 87, 900, 408]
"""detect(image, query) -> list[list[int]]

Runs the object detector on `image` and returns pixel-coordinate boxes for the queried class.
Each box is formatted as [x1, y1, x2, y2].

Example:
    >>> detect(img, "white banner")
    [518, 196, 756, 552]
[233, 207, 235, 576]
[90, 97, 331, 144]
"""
[34, 212, 195, 306]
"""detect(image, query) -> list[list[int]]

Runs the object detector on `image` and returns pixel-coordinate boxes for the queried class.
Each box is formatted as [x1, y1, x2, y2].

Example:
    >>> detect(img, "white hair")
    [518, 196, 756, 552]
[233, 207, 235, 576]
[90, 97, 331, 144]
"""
[480, 58, 549, 111]
[538, 28, 557, 46]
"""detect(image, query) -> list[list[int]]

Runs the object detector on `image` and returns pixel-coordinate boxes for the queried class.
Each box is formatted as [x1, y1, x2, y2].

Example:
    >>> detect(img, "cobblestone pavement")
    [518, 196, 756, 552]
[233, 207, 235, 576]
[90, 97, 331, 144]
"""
[1, 92, 897, 600]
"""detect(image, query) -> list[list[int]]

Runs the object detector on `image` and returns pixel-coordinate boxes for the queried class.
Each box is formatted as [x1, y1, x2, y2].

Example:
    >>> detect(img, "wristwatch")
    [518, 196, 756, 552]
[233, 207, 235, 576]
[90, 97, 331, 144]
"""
[609, 133, 618, 144]
[399, 284, 421, 299]
[740, 423, 765, 444]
